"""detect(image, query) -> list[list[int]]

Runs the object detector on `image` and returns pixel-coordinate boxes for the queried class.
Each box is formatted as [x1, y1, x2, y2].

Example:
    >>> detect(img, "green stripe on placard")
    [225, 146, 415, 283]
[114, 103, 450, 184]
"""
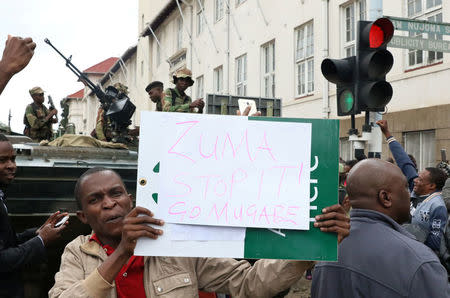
[243, 117, 339, 261]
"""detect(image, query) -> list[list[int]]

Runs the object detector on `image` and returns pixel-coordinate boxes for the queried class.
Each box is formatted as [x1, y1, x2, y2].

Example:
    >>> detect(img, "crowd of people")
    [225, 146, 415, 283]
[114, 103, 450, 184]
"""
[0, 35, 351, 297]
[1, 34, 450, 297]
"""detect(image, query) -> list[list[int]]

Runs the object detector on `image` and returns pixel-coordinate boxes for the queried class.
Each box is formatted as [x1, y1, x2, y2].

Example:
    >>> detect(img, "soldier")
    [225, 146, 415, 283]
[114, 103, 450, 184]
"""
[92, 82, 129, 142]
[23, 86, 57, 142]
[163, 68, 204, 113]
[145, 81, 165, 111]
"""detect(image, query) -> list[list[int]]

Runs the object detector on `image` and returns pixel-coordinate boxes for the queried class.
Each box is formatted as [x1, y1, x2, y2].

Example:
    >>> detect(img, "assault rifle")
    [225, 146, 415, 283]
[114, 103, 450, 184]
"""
[44, 38, 136, 144]
[47, 95, 58, 122]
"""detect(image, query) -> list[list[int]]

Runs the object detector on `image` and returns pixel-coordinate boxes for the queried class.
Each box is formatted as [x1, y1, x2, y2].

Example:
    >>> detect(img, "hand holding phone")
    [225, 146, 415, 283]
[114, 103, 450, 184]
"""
[55, 215, 69, 227]
[238, 99, 257, 116]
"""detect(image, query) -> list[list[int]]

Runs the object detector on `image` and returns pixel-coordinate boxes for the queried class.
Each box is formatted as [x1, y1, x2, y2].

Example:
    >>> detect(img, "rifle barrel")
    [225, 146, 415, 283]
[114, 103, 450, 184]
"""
[45, 38, 103, 98]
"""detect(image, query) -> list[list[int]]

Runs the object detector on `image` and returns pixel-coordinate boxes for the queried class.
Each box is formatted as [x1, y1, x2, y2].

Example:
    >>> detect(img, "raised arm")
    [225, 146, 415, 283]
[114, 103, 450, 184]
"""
[377, 120, 418, 191]
[0, 36, 36, 95]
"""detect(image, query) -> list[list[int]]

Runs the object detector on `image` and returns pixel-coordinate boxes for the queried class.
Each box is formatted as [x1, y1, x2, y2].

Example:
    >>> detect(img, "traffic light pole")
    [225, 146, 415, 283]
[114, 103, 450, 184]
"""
[367, 0, 384, 159]
[321, 0, 393, 161]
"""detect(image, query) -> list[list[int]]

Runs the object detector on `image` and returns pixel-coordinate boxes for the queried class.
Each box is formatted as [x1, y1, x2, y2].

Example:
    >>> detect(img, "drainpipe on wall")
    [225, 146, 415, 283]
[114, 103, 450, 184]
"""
[322, 0, 330, 119]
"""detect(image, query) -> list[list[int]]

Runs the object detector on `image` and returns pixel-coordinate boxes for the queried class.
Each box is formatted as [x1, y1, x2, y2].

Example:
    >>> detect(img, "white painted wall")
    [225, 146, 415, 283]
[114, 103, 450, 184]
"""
[140, 0, 450, 120]
[66, 98, 84, 134]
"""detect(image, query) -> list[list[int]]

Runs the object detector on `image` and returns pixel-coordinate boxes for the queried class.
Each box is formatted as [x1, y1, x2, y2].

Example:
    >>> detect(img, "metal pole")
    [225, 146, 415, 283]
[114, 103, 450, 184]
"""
[367, 0, 383, 157]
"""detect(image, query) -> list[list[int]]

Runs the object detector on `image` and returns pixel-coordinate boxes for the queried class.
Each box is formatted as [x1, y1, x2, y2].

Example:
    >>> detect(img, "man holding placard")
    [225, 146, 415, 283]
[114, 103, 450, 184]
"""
[49, 168, 349, 298]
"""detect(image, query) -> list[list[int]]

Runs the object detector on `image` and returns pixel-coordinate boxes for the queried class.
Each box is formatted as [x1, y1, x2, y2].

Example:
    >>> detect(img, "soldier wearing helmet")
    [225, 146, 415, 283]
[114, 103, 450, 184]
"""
[163, 68, 204, 113]
[23, 86, 58, 141]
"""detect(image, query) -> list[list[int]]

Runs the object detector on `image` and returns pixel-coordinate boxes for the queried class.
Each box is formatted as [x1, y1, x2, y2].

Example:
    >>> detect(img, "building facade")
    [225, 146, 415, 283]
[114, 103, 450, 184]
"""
[135, 0, 449, 170]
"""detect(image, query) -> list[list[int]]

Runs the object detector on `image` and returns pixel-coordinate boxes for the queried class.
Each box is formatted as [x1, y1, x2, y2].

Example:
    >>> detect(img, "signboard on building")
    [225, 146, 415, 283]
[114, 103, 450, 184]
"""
[135, 111, 339, 261]
[387, 16, 450, 52]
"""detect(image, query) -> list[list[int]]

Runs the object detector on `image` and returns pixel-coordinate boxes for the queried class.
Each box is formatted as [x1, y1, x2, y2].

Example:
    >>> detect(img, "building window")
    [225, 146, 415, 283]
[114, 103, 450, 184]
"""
[196, 75, 204, 99]
[403, 130, 436, 170]
[215, 0, 224, 22]
[406, 0, 442, 68]
[197, 0, 205, 35]
[295, 21, 314, 97]
[342, 0, 367, 58]
[261, 41, 275, 98]
[176, 17, 183, 50]
[236, 54, 247, 96]
[427, 13, 443, 63]
[408, 0, 422, 17]
[213, 66, 223, 94]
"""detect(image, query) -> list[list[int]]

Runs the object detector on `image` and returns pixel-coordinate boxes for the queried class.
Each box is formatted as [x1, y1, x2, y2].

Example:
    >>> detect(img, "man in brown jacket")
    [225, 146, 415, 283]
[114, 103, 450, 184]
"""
[49, 168, 350, 298]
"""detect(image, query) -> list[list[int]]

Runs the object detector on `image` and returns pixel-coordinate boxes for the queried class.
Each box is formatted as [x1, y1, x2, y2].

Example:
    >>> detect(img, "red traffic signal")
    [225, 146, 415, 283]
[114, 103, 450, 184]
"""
[360, 18, 394, 49]
[356, 18, 394, 112]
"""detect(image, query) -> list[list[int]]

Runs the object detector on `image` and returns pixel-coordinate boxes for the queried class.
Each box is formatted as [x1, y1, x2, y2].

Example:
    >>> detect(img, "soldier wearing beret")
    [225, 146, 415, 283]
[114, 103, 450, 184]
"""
[23, 86, 57, 142]
[163, 68, 204, 113]
[145, 81, 165, 111]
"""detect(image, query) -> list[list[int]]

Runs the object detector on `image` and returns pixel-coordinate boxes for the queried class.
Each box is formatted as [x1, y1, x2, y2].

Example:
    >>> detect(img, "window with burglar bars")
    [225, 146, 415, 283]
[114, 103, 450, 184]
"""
[295, 21, 314, 97]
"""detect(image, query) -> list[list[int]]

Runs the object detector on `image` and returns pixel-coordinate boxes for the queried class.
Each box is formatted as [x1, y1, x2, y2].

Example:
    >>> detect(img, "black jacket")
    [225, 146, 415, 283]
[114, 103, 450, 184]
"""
[312, 209, 449, 298]
[0, 193, 46, 298]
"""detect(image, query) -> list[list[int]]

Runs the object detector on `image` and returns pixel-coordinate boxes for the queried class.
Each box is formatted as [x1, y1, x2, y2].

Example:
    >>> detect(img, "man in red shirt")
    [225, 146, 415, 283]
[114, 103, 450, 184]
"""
[50, 168, 349, 297]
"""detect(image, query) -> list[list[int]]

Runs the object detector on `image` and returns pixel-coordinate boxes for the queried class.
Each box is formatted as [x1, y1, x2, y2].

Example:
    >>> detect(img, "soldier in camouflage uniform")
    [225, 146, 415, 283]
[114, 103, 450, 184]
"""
[23, 86, 57, 142]
[163, 68, 204, 113]
[92, 82, 129, 142]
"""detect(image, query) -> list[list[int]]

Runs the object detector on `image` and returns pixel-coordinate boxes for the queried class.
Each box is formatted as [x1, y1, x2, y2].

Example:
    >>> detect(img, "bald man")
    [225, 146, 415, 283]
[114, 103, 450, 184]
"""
[311, 159, 449, 298]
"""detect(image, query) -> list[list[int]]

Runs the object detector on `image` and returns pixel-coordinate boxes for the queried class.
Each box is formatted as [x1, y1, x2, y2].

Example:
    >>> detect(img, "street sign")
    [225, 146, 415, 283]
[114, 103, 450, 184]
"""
[387, 16, 450, 35]
[386, 16, 450, 52]
[390, 35, 450, 52]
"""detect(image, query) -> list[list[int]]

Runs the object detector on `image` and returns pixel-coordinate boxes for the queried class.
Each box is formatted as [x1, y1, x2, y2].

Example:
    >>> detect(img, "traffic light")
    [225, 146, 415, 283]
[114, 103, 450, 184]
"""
[356, 18, 394, 112]
[321, 56, 357, 116]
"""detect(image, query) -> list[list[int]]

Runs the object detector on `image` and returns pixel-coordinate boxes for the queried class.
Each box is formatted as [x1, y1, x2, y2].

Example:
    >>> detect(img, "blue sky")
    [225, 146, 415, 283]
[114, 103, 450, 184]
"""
[0, 0, 138, 132]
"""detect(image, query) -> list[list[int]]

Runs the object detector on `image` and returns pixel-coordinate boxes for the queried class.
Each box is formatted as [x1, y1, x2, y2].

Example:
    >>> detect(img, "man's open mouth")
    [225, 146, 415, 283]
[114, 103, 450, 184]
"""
[105, 215, 123, 223]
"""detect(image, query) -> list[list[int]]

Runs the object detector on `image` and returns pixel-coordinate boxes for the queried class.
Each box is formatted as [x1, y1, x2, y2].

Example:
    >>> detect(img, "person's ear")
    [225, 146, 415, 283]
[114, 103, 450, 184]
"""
[76, 210, 87, 224]
[378, 190, 392, 208]
[429, 182, 437, 191]
[128, 193, 133, 209]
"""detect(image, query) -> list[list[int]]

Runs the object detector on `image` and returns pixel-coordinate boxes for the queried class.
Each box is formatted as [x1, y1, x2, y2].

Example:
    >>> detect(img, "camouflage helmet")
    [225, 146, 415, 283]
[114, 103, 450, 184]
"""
[113, 82, 129, 95]
[172, 68, 194, 86]
[29, 86, 44, 96]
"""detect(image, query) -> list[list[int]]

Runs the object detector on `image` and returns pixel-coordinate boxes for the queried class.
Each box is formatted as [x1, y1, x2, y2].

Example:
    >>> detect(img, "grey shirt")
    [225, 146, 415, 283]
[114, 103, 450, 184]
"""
[312, 209, 449, 298]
